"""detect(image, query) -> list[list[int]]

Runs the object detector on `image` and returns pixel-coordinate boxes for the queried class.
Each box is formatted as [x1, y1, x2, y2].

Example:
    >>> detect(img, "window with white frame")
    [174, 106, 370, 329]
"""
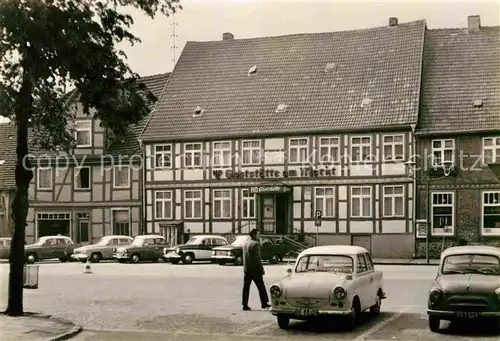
[432, 139, 455, 167]
[483, 137, 500, 165]
[213, 141, 231, 167]
[37, 168, 52, 190]
[482, 191, 500, 235]
[184, 143, 202, 168]
[351, 136, 371, 162]
[155, 191, 173, 219]
[315, 187, 335, 217]
[74, 166, 90, 189]
[318, 137, 340, 164]
[213, 189, 231, 219]
[289, 138, 309, 164]
[383, 135, 404, 161]
[351, 186, 372, 217]
[113, 166, 130, 188]
[242, 140, 261, 165]
[184, 190, 202, 219]
[431, 192, 454, 235]
[74, 120, 92, 147]
[154, 144, 172, 168]
[383, 185, 404, 217]
[242, 189, 256, 218]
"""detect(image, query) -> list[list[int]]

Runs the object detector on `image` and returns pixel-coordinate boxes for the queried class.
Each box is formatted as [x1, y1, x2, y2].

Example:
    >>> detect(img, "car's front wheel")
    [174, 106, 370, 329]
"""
[26, 253, 37, 264]
[346, 300, 360, 330]
[428, 316, 440, 333]
[90, 253, 102, 263]
[270, 254, 279, 264]
[130, 253, 141, 263]
[277, 314, 289, 329]
[181, 253, 194, 264]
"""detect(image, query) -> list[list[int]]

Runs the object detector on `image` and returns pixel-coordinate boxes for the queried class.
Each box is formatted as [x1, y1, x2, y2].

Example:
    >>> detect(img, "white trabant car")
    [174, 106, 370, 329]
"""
[269, 245, 385, 330]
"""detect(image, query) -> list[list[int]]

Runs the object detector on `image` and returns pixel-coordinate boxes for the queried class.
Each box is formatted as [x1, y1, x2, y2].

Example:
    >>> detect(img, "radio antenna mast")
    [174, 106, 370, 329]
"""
[170, 13, 178, 64]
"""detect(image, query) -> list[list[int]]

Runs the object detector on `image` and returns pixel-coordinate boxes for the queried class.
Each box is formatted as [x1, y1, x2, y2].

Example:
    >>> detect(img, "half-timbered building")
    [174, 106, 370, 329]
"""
[139, 18, 426, 258]
[0, 122, 16, 237]
[414, 16, 500, 258]
[26, 73, 170, 244]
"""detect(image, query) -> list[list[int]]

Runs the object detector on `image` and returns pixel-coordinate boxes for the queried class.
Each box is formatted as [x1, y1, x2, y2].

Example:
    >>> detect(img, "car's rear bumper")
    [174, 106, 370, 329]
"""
[71, 253, 88, 261]
[427, 309, 500, 317]
[114, 254, 130, 260]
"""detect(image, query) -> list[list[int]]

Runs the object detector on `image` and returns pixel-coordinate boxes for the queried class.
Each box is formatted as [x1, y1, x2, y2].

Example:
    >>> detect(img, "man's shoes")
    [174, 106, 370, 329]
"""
[261, 303, 271, 309]
[242, 306, 251, 311]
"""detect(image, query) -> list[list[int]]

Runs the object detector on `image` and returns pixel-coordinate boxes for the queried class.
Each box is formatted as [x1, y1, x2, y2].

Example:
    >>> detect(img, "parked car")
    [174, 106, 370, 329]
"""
[269, 245, 385, 330]
[0, 237, 11, 260]
[427, 245, 500, 333]
[163, 235, 228, 264]
[211, 235, 286, 265]
[114, 234, 168, 263]
[24, 235, 81, 264]
[72, 235, 133, 263]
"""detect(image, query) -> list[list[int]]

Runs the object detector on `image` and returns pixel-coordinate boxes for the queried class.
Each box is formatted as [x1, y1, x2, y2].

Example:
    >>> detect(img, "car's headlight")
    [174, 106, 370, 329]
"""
[227, 251, 231, 256]
[175, 248, 180, 254]
[212, 250, 216, 255]
[429, 288, 443, 304]
[333, 286, 346, 300]
[270, 285, 282, 298]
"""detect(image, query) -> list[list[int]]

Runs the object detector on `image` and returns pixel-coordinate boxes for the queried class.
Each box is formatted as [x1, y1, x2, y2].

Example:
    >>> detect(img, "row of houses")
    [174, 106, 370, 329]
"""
[0, 15, 499, 258]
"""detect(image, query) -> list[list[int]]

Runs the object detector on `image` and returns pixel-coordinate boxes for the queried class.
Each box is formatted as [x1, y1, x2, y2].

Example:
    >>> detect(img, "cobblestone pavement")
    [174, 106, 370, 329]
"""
[1, 260, 499, 340]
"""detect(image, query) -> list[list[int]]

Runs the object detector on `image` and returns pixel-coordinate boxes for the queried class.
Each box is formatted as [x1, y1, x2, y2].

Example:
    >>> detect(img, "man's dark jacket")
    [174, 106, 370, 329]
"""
[242, 240, 264, 275]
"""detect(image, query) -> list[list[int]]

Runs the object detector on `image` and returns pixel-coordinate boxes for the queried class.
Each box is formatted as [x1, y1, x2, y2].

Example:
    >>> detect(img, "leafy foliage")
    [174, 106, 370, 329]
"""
[0, 0, 181, 152]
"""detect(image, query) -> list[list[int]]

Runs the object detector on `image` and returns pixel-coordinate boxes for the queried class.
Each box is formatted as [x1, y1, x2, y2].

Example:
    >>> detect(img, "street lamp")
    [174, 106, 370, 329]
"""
[404, 159, 453, 264]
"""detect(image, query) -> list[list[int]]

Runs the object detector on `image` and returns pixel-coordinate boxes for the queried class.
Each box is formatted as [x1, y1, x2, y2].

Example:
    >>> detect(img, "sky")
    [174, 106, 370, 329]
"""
[0, 0, 499, 124]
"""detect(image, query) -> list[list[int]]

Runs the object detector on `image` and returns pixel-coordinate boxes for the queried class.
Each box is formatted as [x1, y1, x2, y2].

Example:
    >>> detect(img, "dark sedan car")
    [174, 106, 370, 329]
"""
[114, 234, 169, 263]
[427, 245, 500, 333]
[24, 235, 81, 263]
[211, 235, 286, 265]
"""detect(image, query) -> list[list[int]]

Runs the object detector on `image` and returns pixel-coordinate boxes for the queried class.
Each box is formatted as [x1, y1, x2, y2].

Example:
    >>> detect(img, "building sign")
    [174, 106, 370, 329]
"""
[212, 166, 335, 180]
[249, 186, 291, 194]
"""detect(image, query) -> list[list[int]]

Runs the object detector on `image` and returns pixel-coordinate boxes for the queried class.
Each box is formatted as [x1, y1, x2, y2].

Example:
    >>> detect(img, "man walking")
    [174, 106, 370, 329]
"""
[242, 229, 270, 311]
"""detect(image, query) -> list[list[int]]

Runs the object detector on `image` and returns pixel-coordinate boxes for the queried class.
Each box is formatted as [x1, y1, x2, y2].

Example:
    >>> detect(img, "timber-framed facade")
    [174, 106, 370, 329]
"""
[140, 18, 427, 258]
[26, 73, 170, 244]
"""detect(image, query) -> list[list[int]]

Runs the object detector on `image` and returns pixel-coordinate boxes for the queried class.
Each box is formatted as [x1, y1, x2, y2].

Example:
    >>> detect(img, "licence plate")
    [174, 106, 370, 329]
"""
[455, 311, 480, 319]
[296, 308, 318, 316]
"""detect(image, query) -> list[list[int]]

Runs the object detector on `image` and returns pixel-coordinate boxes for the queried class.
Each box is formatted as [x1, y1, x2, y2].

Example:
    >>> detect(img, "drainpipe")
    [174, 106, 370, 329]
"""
[410, 124, 417, 259]
[139, 138, 146, 235]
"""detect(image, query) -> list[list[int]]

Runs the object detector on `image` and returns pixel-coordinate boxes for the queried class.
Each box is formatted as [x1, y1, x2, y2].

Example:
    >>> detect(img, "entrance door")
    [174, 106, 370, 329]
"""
[275, 193, 289, 235]
[261, 195, 275, 234]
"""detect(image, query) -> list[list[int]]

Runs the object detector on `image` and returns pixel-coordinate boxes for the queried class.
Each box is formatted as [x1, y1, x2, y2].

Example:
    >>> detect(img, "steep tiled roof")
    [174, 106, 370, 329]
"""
[107, 72, 170, 157]
[416, 26, 500, 135]
[0, 123, 16, 190]
[141, 20, 426, 142]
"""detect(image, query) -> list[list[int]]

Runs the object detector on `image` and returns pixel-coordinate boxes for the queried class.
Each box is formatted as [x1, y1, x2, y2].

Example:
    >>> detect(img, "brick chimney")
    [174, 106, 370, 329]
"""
[389, 17, 398, 27]
[222, 32, 234, 40]
[468, 15, 480, 30]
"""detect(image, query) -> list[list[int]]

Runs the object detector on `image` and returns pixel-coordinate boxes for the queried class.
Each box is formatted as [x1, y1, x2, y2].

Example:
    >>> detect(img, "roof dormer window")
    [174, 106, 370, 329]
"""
[473, 99, 483, 108]
[275, 104, 288, 113]
[193, 106, 204, 117]
[325, 62, 336, 72]
[247, 65, 257, 76]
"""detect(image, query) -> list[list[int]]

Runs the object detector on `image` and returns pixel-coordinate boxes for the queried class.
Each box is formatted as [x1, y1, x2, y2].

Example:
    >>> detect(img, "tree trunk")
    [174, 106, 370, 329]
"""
[5, 66, 33, 316]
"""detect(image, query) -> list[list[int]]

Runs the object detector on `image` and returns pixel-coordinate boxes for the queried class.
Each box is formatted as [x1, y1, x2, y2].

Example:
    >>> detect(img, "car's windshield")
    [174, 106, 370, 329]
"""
[33, 238, 47, 246]
[95, 238, 110, 246]
[295, 255, 354, 273]
[442, 253, 500, 275]
[131, 238, 144, 246]
[185, 237, 201, 245]
[232, 236, 250, 246]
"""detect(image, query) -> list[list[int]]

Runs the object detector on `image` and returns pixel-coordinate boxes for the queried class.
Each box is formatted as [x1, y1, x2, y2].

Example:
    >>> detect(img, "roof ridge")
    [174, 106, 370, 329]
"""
[427, 25, 500, 31]
[187, 19, 426, 43]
